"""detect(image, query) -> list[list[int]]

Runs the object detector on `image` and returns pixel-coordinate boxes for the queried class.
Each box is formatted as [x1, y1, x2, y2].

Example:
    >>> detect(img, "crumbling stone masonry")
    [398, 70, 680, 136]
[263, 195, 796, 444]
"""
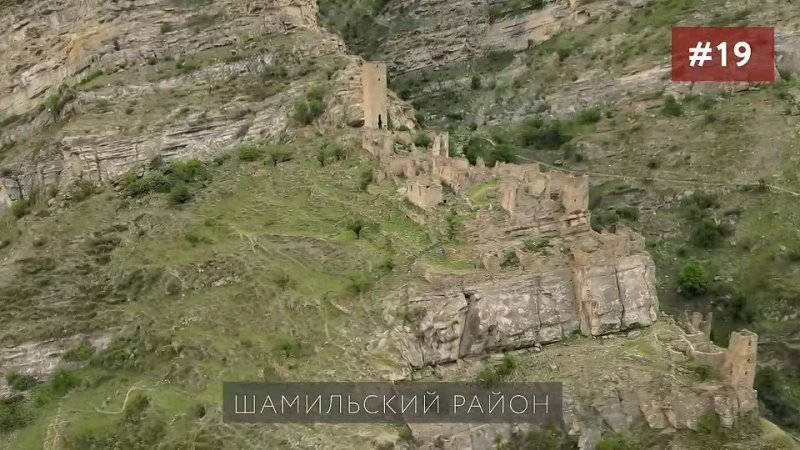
[675, 311, 759, 423]
[356, 64, 660, 366]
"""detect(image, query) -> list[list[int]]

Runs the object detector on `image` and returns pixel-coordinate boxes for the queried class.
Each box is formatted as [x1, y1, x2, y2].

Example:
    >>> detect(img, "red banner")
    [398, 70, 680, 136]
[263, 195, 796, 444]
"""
[672, 27, 775, 82]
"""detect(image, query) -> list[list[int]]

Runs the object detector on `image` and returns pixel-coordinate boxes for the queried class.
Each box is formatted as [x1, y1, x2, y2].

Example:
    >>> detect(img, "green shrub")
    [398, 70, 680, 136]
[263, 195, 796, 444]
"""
[267, 146, 293, 166]
[237, 144, 264, 161]
[678, 258, 708, 296]
[357, 167, 374, 191]
[167, 159, 209, 184]
[0, 398, 33, 433]
[478, 354, 518, 386]
[470, 74, 482, 90]
[661, 95, 683, 116]
[122, 172, 171, 197]
[518, 118, 566, 150]
[347, 272, 372, 295]
[272, 272, 293, 291]
[10, 199, 31, 218]
[591, 210, 619, 232]
[346, 217, 366, 238]
[445, 210, 462, 240]
[691, 363, 716, 381]
[51, 369, 80, 396]
[169, 181, 193, 205]
[293, 85, 326, 125]
[496, 353, 517, 377]
[68, 180, 100, 203]
[615, 206, 639, 221]
[413, 132, 431, 148]
[316, 148, 331, 167]
[123, 393, 151, 424]
[696, 413, 722, 435]
[43, 87, 76, 118]
[489, 143, 518, 165]
[690, 217, 732, 248]
[596, 432, 641, 450]
[523, 238, 551, 255]
[500, 249, 520, 268]
[5, 373, 36, 391]
[63, 340, 95, 362]
[576, 107, 602, 124]
[496, 423, 578, 450]
[273, 336, 302, 358]
[478, 365, 502, 386]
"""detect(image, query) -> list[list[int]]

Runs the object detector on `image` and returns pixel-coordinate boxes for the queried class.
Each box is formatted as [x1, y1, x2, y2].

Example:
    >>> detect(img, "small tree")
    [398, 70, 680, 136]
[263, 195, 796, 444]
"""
[470, 74, 482, 90]
[268, 147, 293, 166]
[169, 182, 192, 204]
[661, 95, 683, 117]
[237, 144, 264, 161]
[678, 258, 708, 296]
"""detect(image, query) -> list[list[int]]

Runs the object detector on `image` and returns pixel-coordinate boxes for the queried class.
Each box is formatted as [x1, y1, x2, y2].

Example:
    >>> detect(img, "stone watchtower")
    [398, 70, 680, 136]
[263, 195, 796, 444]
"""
[361, 62, 389, 130]
[722, 330, 758, 389]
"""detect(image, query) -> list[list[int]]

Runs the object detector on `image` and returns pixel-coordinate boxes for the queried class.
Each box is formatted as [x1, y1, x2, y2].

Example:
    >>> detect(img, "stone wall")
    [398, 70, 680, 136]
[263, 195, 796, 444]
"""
[407, 177, 444, 210]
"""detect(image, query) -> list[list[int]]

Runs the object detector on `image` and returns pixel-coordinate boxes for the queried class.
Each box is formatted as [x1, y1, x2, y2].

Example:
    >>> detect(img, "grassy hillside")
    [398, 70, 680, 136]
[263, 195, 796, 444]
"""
[0, 137, 439, 449]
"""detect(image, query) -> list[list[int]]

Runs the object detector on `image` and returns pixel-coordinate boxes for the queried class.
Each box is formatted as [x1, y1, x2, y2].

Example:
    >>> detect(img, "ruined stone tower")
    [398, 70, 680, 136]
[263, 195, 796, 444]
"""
[361, 62, 389, 130]
[722, 330, 758, 389]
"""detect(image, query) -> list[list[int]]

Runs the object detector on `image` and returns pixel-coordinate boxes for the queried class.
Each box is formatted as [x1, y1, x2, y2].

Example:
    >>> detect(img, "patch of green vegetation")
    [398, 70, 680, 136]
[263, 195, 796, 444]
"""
[596, 432, 641, 450]
[5, 373, 37, 392]
[755, 367, 800, 430]
[63, 340, 96, 362]
[689, 363, 717, 381]
[466, 179, 500, 206]
[413, 132, 431, 148]
[500, 249, 520, 269]
[478, 353, 518, 386]
[661, 95, 683, 117]
[67, 179, 101, 203]
[1, 138, 434, 447]
[10, 199, 31, 218]
[0, 397, 33, 433]
[119, 158, 210, 201]
[237, 143, 265, 161]
[293, 84, 326, 125]
[495, 423, 578, 450]
[678, 258, 708, 296]
[43, 86, 76, 119]
[590, 209, 619, 232]
[523, 238, 551, 255]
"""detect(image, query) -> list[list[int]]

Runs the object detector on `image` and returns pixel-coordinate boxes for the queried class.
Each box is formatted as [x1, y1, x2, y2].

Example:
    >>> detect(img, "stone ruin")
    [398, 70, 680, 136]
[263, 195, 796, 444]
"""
[359, 63, 760, 439]
[359, 62, 660, 368]
[673, 311, 759, 422]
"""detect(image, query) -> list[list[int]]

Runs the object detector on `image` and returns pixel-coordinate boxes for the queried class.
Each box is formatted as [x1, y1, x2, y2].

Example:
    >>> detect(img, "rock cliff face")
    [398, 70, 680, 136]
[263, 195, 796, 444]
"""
[370, 0, 652, 75]
[0, 0, 417, 206]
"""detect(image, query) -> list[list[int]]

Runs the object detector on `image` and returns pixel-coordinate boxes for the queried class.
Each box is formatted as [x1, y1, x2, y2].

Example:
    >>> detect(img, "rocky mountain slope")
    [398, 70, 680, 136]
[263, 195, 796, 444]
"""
[0, 0, 798, 449]
[326, 0, 800, 439]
